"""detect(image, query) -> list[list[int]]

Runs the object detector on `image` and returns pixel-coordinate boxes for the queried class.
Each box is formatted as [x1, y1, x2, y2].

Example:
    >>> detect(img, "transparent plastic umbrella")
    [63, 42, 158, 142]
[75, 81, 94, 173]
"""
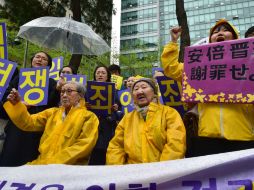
[17, 16, 110, 55]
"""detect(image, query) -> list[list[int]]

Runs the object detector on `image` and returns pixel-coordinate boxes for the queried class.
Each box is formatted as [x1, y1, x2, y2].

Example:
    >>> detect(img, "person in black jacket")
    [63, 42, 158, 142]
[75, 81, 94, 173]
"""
[0, 51, 60, 166]
[88, 65, 123, 165]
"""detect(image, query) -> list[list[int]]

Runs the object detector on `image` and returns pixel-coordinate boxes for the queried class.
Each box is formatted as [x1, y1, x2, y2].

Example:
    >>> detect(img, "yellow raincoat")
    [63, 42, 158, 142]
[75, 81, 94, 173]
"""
[161, 36, 254, 141]
[3, 100, 99, 165]
[106, 102, 186, 165]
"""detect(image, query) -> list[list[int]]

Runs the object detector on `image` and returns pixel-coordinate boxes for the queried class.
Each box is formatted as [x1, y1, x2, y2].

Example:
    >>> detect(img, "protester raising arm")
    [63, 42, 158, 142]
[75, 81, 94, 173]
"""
[3, 82, 99, 165]
[4, 88, 54, 132]
[161, 26, 183, 82]
[161, 19, 254, 158]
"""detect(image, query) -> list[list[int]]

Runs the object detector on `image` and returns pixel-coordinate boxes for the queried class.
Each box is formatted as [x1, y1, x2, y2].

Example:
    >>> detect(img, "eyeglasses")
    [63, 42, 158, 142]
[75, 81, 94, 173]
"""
[95, 71, 107, 75]
[34, 55, 48, 62]
[61, 89, 78, 95]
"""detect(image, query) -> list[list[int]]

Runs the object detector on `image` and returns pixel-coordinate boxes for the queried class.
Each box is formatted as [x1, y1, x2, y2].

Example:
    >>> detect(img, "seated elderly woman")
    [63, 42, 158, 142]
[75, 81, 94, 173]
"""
[3, 81, 99, 165]
[106, 78, 186, 165]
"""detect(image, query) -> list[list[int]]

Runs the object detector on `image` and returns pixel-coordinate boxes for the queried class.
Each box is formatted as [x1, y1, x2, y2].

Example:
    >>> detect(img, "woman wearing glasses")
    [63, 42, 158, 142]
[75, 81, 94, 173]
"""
[3, 81, 98, 165]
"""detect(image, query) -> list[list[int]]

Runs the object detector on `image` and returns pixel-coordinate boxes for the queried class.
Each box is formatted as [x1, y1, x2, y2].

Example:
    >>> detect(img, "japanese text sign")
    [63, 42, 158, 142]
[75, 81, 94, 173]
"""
[18, 67, 49, 106]
[64, 74, 87, 86]
[86, 81, 115, 116]
[49, 57, 63, 80]
[0, 23, 8, 59]
[157, 76, 187, 117]
[111, 74, 123, 90]
[183, 38, 254, 103]
[118, 89, 135, 114]
[0, 59, 17, 100]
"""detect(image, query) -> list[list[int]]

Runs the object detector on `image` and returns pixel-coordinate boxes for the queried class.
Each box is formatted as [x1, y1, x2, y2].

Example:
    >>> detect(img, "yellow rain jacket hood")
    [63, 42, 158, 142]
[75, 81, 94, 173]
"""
[106, 102, 186, 165]
[209, 19, 239, 42]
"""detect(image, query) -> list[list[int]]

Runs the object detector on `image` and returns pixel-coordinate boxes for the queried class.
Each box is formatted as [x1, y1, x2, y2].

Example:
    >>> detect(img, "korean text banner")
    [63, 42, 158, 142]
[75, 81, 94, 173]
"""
[0, 23, 8, 59]
[157, 76, 187, 117]
[86, 81, 115, 116]
[183, 38, 254, 103]
[118, 89, 135, 114]
[49, 56, 64, 80]
[64, 74, 87, 86]
[18, 67, 49, 106]
[0, 59, 17, 100]
[0, 149, 253, 190]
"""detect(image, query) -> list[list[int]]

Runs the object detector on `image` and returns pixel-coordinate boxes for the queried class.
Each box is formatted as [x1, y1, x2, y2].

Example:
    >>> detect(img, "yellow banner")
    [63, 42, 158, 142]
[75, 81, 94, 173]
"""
[0, 23, 7, 59]
[111, 74, 123, 90]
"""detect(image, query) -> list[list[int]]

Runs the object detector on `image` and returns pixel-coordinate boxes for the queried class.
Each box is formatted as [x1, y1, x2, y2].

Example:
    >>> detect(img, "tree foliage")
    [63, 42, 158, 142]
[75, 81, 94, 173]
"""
[0, 0, 114, 71]
[0, 0, 65, 26]
[80, 0, 115, 43]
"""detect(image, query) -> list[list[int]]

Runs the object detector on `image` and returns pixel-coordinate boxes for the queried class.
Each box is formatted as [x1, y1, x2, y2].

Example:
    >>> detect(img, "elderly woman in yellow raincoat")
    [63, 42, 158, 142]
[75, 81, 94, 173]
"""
[106, 78, 186, 165]
[3, 81, 99, 165]
[161, 19, 254, 157]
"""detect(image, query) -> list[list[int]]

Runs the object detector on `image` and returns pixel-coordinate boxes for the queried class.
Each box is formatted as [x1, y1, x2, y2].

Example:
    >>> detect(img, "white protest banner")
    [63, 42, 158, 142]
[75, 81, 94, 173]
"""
[0, 148, 253, 189]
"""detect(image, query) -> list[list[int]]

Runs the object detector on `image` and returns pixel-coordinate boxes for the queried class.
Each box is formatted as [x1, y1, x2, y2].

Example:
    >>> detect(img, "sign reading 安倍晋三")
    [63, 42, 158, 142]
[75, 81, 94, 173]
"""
[183, 37, 254, 103]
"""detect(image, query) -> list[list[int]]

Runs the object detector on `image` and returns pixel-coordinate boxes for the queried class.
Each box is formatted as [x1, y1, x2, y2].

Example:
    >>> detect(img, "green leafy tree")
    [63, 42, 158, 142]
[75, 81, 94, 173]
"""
[66, 0, 115, 73]
[0, 0, 65, 26]
[119, 51, 156, 79]
[0, 0, 114, 72]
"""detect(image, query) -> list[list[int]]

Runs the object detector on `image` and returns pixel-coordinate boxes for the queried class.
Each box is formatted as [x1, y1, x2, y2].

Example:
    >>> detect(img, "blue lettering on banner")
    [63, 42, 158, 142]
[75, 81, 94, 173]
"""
[0, 179, 252, 189]
[0, 181, 157, 190]
[182, 178, 253, 190]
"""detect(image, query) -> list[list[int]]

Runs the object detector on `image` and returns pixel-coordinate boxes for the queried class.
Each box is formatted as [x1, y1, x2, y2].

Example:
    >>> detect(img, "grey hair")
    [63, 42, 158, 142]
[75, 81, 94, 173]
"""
[65, 81, 86, 97]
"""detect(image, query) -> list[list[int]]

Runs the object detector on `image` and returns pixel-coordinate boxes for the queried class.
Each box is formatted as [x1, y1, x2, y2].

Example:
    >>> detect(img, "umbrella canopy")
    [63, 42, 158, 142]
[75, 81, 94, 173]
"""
[17, 16, 110, 55]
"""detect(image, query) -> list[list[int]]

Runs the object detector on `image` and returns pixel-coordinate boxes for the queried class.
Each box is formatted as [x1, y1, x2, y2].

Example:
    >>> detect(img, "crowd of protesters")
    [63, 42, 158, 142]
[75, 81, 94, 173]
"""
[0, 19, 254, 166]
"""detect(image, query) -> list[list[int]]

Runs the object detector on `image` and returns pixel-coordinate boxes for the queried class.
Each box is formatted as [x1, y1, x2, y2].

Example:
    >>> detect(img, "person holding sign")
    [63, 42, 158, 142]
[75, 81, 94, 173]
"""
[3, 81, 98, 165]
[56, 65, 77, 91]
[161, 19, 254, 157]
[88, 65, 123, 165]
[59, 65, 77, 75]
[106, 78, 186, 164]
[0, 51, 60, 166]
[108, 64, 125, 90]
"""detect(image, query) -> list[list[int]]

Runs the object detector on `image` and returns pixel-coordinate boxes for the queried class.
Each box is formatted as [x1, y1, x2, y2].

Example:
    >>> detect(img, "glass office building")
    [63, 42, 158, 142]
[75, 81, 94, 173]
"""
[120, 0, 254, 74]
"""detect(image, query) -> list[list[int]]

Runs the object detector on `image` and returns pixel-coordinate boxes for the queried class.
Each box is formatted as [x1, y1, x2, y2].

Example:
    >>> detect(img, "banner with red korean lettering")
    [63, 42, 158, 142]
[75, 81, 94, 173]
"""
[0, 149, 253, 189]
[86, 81, 115, 116]
[0, 59, 17, 100]
[18, 67, 49, 106]
[183, 38, 254, 103]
